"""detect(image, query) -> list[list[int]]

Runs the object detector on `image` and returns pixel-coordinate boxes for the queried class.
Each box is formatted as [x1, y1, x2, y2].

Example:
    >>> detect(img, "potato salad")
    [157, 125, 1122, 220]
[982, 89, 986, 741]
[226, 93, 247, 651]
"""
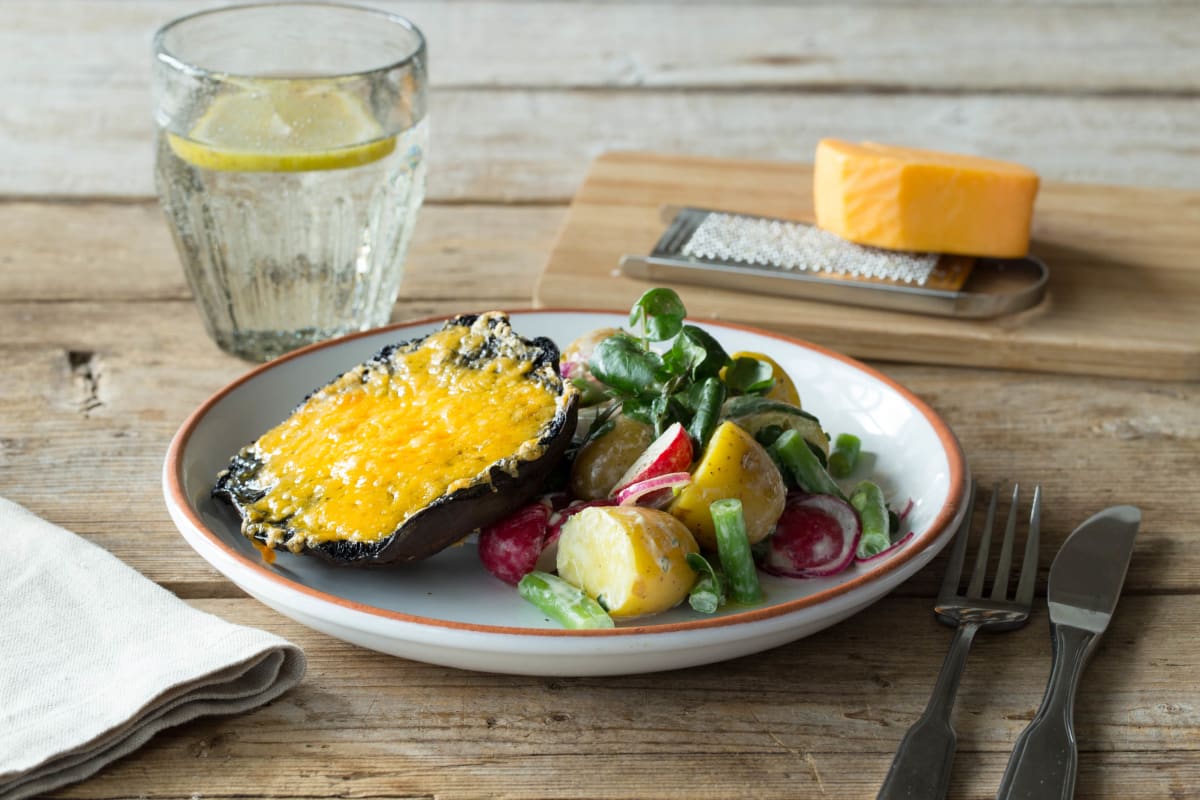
[477, 289, 911, 628]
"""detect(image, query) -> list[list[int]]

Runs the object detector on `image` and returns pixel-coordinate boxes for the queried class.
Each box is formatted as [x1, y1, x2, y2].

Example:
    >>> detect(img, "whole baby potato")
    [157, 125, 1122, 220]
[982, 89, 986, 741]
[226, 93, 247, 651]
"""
[569, 414, 654, 500]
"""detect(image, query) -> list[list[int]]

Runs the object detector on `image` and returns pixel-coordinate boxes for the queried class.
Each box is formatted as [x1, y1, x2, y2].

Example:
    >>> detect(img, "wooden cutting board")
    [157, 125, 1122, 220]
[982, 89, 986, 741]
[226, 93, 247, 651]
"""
[534, 152, 1200, 381]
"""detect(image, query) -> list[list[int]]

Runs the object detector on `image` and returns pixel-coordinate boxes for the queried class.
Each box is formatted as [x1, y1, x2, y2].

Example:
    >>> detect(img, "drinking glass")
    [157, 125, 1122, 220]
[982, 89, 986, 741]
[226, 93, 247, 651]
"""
[152, 3, 428, 361]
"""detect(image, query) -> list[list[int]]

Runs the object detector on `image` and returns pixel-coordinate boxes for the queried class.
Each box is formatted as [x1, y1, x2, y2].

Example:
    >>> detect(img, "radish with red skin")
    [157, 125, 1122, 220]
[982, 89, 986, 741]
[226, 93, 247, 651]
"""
[757, 493, 861, 578]
[610, 422, 693, 497]
[478, 502, 551, 585]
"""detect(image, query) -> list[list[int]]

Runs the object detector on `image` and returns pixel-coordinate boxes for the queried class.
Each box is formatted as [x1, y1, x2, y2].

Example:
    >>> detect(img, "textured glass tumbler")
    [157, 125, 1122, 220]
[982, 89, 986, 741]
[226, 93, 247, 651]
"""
[152, 3, 428, 361]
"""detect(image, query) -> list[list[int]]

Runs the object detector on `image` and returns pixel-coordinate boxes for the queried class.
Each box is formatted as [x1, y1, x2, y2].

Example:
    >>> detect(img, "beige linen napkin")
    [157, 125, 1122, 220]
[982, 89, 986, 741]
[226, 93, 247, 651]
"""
[0, 497, 306, 800]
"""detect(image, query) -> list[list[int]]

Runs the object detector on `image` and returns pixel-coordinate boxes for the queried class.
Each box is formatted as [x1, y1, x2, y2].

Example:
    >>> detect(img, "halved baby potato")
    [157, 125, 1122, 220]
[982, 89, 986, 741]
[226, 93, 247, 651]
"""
[556, 506, 699, 619]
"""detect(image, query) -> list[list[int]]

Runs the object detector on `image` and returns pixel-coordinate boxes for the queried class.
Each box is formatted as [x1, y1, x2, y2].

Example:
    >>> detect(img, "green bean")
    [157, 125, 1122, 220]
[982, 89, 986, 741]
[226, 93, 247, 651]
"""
[767, 429, 846, 500]
[687, 377, 725, 452]
[517, 571, 615, 629]
[685, 552, 726, 614]
[828, 433, 862, 478]
[850, 480, 891, 559]
[710, 499, 764, 605]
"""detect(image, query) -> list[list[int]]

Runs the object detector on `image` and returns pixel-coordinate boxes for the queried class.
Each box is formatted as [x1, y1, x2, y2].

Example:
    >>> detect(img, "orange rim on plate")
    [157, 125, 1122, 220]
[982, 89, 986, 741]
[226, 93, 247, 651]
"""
[165, 309, 968, 637]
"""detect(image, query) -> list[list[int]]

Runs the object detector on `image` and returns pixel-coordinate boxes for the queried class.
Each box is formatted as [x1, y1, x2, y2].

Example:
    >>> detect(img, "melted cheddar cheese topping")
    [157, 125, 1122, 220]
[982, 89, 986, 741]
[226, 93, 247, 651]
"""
[240, 317, 561, 551]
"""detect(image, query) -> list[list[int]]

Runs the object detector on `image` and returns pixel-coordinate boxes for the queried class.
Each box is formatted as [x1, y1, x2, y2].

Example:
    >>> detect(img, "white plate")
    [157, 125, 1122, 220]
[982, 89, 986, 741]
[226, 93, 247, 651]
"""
[164, 311, 968, 676]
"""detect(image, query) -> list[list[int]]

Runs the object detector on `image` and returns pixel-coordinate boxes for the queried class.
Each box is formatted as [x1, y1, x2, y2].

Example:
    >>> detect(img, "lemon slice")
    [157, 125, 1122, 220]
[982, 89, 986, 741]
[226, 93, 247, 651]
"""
[168, 82, 396, 172]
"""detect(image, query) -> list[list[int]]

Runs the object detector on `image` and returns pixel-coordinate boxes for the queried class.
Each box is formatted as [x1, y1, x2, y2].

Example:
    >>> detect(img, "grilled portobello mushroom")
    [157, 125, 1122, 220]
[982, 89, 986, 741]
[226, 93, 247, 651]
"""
[214, 312, 578, 565]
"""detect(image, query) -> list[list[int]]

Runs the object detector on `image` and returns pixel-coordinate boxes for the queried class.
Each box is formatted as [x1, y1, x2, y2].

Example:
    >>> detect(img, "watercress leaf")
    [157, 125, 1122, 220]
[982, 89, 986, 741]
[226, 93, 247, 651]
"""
[649, 395, 672, 436]
[629, 288, 687, 342]
[664, 394, 691, 426]
[673, 379, 709, 414]
[588, 333, 663, 397]
[620, 397, 654, 427]
[670, 325, 731, 382]
[725, 356, 776, 395]
[662, 328, 708, 379]
[570, 376, 609, 405]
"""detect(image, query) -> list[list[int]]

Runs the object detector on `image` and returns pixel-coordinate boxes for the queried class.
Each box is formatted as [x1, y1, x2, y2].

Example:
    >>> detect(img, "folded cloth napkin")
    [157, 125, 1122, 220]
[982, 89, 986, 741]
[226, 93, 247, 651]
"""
[0, 498, 306, 800]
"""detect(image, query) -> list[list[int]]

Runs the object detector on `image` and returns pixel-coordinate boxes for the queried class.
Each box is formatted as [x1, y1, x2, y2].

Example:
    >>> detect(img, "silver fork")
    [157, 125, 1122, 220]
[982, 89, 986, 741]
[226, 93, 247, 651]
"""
[877, 481, 1042, 800]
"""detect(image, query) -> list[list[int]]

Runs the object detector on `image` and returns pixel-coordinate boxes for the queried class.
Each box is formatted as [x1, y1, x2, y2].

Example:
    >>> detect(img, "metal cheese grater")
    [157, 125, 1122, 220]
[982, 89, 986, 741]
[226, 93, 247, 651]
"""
[620, 207, 1048, 318]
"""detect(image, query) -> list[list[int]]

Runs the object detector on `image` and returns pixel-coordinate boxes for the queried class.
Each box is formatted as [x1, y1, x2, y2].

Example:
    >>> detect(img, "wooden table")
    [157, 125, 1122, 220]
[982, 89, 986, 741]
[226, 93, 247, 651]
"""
[3, 3, 1197, 798]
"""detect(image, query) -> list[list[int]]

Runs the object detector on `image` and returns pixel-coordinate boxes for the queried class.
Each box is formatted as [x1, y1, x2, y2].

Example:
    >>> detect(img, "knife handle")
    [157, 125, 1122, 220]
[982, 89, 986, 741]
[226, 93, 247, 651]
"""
[996, 622, 1099, 800]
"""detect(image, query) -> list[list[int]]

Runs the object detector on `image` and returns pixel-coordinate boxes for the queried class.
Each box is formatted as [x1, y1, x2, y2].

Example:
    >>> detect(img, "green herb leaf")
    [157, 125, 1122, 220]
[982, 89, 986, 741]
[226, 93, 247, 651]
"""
[569, 376, 609, 406]
[664, 325, 730, 382]
[588, 333, 664, 398]
[685, 552, 727, 614]
[629, 288, 687, 342]
[649, 394, 673, 436]
[661, 329, 706, 379]
[672, 380, 706, 414]
[620, 397, 655, 427]
[725, 356, 776, 395]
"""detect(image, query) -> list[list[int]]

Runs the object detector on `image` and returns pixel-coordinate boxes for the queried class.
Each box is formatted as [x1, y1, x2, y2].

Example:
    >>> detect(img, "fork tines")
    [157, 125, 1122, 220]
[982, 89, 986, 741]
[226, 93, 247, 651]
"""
[938, 481, 1042, 611]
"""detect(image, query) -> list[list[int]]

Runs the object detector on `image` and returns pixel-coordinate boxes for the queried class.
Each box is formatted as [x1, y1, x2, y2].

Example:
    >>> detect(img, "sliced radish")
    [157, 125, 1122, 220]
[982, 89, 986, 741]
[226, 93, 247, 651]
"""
[757, 493, 861, 578]
[856, 530, 916, 564]
[610, 422, 693, 497]
[615, 471, 692, 507]
[478, 502, 551, 585]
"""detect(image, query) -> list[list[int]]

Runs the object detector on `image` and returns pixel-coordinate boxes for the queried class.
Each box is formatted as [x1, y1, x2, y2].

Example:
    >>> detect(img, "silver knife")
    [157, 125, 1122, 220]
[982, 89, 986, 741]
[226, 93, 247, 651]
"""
[995, 505, 1141, 800]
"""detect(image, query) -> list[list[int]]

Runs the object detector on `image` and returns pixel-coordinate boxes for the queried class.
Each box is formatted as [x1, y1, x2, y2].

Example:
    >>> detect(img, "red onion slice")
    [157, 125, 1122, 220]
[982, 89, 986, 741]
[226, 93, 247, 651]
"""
[615, 472, 692, 507]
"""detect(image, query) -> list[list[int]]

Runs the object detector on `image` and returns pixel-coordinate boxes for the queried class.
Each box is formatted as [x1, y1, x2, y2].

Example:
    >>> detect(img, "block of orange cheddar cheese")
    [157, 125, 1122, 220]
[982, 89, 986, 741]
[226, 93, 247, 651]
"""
[813, 139, 1040, 258]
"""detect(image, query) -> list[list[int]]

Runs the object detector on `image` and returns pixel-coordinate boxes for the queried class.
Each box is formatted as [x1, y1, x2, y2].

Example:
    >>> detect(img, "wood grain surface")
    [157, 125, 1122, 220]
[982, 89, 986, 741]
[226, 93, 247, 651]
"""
[1, 2, 1197, 799]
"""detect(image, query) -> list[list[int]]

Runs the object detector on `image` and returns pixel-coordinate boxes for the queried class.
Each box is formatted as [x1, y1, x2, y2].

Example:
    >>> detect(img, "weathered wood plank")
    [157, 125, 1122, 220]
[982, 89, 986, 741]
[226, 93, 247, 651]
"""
[54, 751, 1200, 800]
[4, 1, 1195, 92]
[4, 88, 1199, 200]
[0, 201, 564, 302]
[41, 596, 1200, 800]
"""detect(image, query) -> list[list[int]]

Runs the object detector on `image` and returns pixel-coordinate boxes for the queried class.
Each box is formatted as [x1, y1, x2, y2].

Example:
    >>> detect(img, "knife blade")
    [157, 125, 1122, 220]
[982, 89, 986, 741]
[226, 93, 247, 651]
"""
[995, 505, 1140, 800]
